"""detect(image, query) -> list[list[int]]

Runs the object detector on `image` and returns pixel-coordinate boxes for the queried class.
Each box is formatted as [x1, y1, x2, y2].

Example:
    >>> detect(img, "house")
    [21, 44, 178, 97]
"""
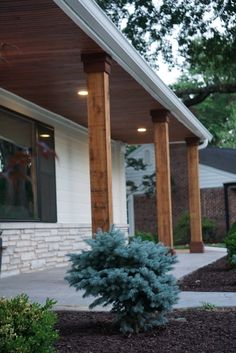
[199, 147, 236, 235]
[0, 0, 212, 278]
[126, 145, 236, 239]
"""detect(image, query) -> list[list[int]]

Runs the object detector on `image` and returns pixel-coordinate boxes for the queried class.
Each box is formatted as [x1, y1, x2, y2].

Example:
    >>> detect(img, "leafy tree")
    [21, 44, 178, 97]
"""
[97, 0, 236, 147]
[96, 1, 235, 61]
[193, 93, 236, 147]
[172, 35, 236, 106]
[170, 35, 236, 146]
[96, 0, 236, 104]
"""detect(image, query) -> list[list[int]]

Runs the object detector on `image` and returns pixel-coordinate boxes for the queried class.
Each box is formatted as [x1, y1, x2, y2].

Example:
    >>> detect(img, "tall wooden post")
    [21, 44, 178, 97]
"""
[151, 109, 173, 248]
[186, 137, 204, 253]
[82, 53, 113, 236]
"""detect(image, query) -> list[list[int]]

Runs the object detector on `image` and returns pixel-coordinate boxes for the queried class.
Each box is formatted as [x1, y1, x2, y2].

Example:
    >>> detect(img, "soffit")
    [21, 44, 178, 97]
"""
[0, 0, 195, 143]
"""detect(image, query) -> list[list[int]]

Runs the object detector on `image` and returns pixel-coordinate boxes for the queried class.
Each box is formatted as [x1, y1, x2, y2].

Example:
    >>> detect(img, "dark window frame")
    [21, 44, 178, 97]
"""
[0, 106, 57, 223]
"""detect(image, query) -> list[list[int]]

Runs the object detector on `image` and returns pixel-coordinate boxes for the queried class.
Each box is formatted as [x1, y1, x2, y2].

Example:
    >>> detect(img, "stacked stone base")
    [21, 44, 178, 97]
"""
[0, 223, 128, 278]
[0, 223, 91, 278]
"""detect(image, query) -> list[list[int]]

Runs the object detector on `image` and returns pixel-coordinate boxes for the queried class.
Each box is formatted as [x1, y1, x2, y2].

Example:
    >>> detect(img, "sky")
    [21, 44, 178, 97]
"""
[156, 61, 181, 85]
[119, 0, 226, 86]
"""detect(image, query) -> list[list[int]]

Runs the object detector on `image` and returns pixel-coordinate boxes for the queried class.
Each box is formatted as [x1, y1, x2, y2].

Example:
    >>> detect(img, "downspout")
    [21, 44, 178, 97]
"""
[198, 138, 208, 150]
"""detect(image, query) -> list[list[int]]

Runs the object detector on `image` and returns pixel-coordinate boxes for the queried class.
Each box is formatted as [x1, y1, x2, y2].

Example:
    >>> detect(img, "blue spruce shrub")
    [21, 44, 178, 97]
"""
[66, 227, 179, 334]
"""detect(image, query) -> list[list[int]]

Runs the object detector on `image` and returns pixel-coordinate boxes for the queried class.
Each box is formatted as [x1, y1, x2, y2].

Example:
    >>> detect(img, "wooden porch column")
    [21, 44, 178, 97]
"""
[82, 53, 113, 236]
[186, 137, 204, 253]
[151, 109, 173, 248]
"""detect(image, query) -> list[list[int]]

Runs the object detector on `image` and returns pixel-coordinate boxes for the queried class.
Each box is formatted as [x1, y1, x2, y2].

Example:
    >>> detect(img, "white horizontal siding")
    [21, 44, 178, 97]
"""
[0, 90, 127, 226]
[54, 125, 128, 224]
[127, 144, 236, 191]
[112, 143, 127, 224]
[199, 164, 236, 188]
[126, 144, 155, 190]
[55, 127, 91, 223]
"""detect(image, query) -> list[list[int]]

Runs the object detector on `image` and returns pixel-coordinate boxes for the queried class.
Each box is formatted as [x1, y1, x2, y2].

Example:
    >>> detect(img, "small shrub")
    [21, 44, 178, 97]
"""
[232, 255, 236, 266]
[174, 213, 216, 245]
[133, 230, 158, 243]
[66, 227, 179, 334]
[225, 221, 236, 265]
[228, 221, 236, 236]
[0, 294, 58, 353]
[200, 302, 216, 311]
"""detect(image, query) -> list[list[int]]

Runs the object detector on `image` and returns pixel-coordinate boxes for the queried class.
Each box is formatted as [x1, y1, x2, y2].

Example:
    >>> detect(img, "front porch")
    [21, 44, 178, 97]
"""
[0, 0, 213, 278]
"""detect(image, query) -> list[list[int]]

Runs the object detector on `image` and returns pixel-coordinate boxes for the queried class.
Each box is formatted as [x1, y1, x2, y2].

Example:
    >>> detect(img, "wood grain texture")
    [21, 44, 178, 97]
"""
[87, 72, 113, 235]
[187, 142, 204, 253]
[153, 119, 173, 248]
[0, 0, 195, 144]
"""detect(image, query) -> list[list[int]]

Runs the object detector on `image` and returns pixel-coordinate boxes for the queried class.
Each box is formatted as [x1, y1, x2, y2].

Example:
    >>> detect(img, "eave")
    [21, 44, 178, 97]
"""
[0, 0, 212, 144]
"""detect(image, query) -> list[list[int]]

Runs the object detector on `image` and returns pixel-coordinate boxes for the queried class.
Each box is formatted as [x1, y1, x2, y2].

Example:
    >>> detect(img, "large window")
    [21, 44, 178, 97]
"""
[0, 107, 57, 222]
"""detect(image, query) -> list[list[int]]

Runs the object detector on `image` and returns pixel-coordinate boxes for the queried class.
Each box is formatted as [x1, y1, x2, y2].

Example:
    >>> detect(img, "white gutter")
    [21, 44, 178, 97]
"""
[53, 0, 212, 143]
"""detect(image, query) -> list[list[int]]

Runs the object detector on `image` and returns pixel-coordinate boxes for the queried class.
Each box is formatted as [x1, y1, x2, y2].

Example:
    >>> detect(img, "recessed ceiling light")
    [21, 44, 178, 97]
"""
[78, 90, 88, 96]
[137, 127, 147, 132]
[40, 134, 50, 138]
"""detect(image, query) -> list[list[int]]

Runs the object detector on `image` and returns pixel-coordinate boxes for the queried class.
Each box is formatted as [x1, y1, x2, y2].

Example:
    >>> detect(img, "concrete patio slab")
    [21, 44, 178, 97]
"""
[171, 246, 227, 279]
[176, 291, 236, 309]
[0, 247, 233, 310]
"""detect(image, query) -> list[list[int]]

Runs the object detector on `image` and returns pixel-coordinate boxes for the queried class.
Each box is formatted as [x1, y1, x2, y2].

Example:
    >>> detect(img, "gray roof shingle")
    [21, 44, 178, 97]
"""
[199, 147, 236, 175]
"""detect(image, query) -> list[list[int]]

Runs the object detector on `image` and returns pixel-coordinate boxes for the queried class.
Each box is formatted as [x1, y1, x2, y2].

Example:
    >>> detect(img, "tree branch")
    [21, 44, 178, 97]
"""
[175, 83, 236, 107]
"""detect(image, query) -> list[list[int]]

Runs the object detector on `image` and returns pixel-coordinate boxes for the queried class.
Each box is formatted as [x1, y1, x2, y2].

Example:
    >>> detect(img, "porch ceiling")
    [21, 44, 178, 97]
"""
[0, 0, 195, 144]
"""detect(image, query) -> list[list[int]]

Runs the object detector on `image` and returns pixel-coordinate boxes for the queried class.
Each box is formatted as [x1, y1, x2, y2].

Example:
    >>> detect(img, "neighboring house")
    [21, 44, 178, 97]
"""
[126, 145, 236, 238]
[199, 147, 236, 234]
[0, 0, 211, 278]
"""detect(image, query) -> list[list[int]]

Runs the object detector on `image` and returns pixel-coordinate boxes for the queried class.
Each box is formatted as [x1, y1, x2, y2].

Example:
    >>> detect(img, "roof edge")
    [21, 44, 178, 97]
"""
[53, 0, 213, 142]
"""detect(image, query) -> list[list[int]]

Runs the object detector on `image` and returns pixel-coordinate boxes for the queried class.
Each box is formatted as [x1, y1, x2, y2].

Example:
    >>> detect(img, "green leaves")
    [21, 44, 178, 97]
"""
[0, 294, 58, 353]
[225, 221, 236, 266]
[97, 0, 236, 114]
[174, 212, 216, 245]
[96, 0, 236, 67]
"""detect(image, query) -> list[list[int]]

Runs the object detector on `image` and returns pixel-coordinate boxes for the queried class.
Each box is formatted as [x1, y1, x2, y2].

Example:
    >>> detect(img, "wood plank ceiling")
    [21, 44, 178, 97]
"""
[0, 0, 194, 143]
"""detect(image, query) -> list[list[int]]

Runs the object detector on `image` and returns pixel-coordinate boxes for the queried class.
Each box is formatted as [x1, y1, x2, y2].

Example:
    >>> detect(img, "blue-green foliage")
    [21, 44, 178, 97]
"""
[66, 228, 179, 334]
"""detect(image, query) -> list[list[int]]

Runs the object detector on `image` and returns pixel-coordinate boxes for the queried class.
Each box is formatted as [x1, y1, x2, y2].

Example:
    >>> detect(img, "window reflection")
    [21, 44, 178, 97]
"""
[0, 108, 56, 222]
[0, 112, 37, 220]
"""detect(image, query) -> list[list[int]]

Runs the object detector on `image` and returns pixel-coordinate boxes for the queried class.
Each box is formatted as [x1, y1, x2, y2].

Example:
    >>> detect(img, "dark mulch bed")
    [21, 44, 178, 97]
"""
[55, 256, 236, 353]
[179, 256, 236, 292]
[56, 309, 236, 353]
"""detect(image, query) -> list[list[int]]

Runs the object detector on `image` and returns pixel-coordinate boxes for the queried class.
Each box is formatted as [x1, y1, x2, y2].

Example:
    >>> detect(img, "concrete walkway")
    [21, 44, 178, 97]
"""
[1, 246, 235, 310]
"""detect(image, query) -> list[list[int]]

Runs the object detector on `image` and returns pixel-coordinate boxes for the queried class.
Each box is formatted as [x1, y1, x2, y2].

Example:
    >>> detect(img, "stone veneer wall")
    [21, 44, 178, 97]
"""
[0, 223, 128, 278]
